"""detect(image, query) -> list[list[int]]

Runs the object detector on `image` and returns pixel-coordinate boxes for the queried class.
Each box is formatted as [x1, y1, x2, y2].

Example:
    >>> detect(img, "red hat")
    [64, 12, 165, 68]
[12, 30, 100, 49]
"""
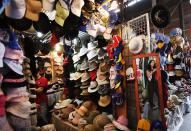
[50, 33, 58, 47]
[112, 35, 122, 48]
[0, 94, 6, 116]
[106, 43, 114, 60]
[89, 69, 97, 81]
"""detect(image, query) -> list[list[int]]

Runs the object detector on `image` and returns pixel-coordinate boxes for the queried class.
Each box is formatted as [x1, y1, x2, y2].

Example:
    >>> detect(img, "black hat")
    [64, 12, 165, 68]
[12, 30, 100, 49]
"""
[33, 12, 51, 34]
[6, 17, 32, 31]
[40, 42, 52, 55]
[51, 20, 65, 39]
[151, 5, 170, 28]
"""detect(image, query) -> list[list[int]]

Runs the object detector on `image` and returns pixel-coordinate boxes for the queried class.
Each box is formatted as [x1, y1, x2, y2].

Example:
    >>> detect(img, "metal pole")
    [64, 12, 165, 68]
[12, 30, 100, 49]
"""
[179, 1, 185, 37]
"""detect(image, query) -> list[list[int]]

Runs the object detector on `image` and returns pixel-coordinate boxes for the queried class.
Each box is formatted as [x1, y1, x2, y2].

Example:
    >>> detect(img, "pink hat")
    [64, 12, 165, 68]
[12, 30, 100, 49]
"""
[113, 115, 130, 131]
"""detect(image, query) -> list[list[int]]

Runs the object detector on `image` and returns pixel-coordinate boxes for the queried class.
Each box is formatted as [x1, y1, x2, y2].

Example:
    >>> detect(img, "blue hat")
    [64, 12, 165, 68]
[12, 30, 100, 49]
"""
[150, 120, 164, 131]
[115, 62, 123, 71]
[0, 0, 10, 14]
[113, 42, 123, 57]
[7, 32, 21, 50]
[170, 28, 182, 37]
[115, 74, 123, 82]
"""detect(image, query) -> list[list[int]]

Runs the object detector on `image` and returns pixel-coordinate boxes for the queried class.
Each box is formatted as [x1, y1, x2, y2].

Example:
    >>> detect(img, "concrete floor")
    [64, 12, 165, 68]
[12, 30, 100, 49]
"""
[179, 113, 191, 131]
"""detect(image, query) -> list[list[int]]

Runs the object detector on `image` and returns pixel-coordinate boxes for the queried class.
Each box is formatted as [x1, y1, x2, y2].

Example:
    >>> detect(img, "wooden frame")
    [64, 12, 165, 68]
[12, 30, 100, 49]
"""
[132, 53, 166, 127]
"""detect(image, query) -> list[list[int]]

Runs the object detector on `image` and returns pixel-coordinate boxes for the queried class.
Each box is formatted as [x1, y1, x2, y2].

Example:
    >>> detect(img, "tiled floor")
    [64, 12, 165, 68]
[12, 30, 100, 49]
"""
[179, 113, 191, 131]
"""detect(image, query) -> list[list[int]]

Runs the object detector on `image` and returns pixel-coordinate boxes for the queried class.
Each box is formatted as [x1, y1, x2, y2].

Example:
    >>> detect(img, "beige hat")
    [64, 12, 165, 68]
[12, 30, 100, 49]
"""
[98, 95, 111, 107]
[129, 35, 145, 54]
[42, 0, 55, 11]
[25, 0, 42, 21]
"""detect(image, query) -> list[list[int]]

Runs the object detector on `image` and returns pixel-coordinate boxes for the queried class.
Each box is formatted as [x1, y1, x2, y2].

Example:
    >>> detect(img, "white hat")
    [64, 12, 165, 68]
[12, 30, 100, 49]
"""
[71, 0, 84, 17]
[42, 0, 55, 11]
[174, 65, 182, 70]
[168, 71, 175, 76]
[72, 54, 80, 64]
[88, 81, 98, 93]
[87, 41, 97, 51]
[0, 42, 5, 68]
[5, 0, 26, 19]
[126, 67, 135, 81]
[87, 49, 98, 61]
[4, 59, 23, 75]
[79, 47, 88, 57]
[54, 99, 72, 109]
[129, 35, 145, 54]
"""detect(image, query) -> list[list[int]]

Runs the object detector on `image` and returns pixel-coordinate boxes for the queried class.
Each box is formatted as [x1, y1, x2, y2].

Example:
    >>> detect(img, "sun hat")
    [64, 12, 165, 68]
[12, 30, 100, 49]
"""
[79, 46, 88, 57]
[87, 41, 98, 51]
[80, 89, 90, 96]
[129, 35, 145, 54]
[112, 115, 129, 131]
[5, 0, 26, 19]
[71, 0, 84, 17]
[126, 67, 135, 81]
[170, 28, 182, 37]
[25, 0, 42, 21]
[89, 69, 97, 80]
[42, 0, 55, 11]
[33, 12, 51, 34]
[93, 114, 111, 129]
[88, 61, 98, 71]
[55, 1, 69, 26]
[98, 95, 111, 107]
[151, 5, 170, 28]
[98, 84, 110, 95]
[81, 72, 90, 82]
[87, 49, 98, 61]
[104, 123, 117, 131]
[0, 42, 5, 68]
[88, 81, 98, 93]
[6, 101, 32, 119]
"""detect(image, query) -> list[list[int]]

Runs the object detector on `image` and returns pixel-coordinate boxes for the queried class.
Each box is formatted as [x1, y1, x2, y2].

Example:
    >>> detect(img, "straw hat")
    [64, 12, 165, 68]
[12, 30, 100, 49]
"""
[25, 0, 42, 21]
[93, 114, 111, 129]
[80, 89, 90, 96]
[83, 124, 97, 131]
[129, 35, 145, 54]
[81, 72, 90, 82]
[88, 81, 98, 93]
[98, 95, 111, 107]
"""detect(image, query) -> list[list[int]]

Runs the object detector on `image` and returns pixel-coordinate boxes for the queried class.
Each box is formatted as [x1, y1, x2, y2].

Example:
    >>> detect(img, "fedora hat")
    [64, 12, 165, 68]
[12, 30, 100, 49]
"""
[98, 84, 110, 95]
[79, 46, 88, 57]
[72, 54, 80, 64]
[129, 35, 145, 54]
[89, 69, 97, 80]
[87, 49, 98, 61]
[0, 42, 5, 68]
[88, 81, 98, 93]
[55, 1, 69, 26]
[87, 41, 98, 51]
[80, 89, 90, 96]
[42, 0, 55, 11]
[6, 101, 32, 119]
[33, 12, 51, 34]
[98, 48, 107, 60]
[112, 115, 129, 131]
[98, 95, 111, 107]
[81, 72, 90, 82]
[151, 5, 170, 28]
[126, 67, 135, 81]
[88, 61, 98, 71]
[81, 60, 89, 71]
[5, 0, 26, 19]
[93, 114, 111, 129]
[25, 0, 42, 21]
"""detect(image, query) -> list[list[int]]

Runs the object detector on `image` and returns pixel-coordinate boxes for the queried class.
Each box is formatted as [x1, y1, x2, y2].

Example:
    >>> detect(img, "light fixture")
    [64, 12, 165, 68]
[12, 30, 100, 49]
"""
[127, 0, 142, 7]
[37, 32, 43, 37]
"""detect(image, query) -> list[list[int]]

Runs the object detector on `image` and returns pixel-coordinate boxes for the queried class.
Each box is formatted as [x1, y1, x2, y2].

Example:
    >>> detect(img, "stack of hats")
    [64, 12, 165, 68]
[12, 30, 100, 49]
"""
[112, 115, 130, 131]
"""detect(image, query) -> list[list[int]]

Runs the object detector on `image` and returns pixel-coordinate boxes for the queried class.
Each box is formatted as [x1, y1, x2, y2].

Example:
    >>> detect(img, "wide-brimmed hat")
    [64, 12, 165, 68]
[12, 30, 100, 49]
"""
[81, 72, 90, 82]
[98, 84, 110, 95]
[88, 61, 98, 71]
[89, 69, 97, 80]
[79, 60, 89, 71]
[0, 42, 5, 68]
[42, 0, 55, 11]
[93, 114, 111, 129]
[87, 41, 98, 51]
[87, 49, 98, 61]
[80, 89, 90, 96]
[99, 62, 109, 74]
[6, 101, 32, 119]
[151, 5, 170, 28]
[98, 48, 107, 60]
[55, 1, 69, 26]
[25, 0, 42, 21]
[112, 115, 129, 131]
[88, 81, 98, 93]
[72, 54, 80, 64]
[129, 35, 145, 54]
[170, 28, 182, 37]
[104, 123, 117, 131]
[5, 0, 26, 19]
[79, 46, 88, 57]
[126, 67, 135, 81]
[98, 95, 111, 107]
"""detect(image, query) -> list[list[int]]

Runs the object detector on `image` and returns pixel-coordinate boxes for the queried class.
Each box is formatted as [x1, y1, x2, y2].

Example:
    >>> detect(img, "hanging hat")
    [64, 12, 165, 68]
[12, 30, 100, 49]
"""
[81, 72, 90, 82]
[80, 60, 89, 71]
[25, 0, 42, 21]
[98, 84, 110, 95]
[55, 1, 69, 26]
[73, 72, 82, 81]
[167, 54, 173, 64]
[5, 0, 26, 19]
[71, 0, 84, 17]
[151, 5, 170, 28]
[4, 58, 23, 75]
[0, 0, 10, 14]
[6, 101, 32, 119]
[170, 28, 182, 37]
[112, 93, 124, 106]
[104, 123, 117, 131]
[98, 95, 111, 107]
[89, 69, 97, 80]
[99, 62, 109, 74]
[81, 79, 90, 86]
[103, 27, 112, 40]
[33, 12, 51, 34]
[129, 35, 145, 54]
[112, 35, 122, 48]
[88, 81, 98, 93]
[87, 41, 98, 51]
[109, 65, 116, 80]
[42, 0, 55, 11]
[74, 79, 82, 88]
[110, 79, 115, 89]
[112, 116, 129, 131]
[126, 67, 135, 81]
[0, 42, 5, 68]
[87, 49, 98, 61]
[98, 48, 107, 60]
[79, 47, 88, 57]
[88, 61, 98, 71]
[115, 62, 123, 71]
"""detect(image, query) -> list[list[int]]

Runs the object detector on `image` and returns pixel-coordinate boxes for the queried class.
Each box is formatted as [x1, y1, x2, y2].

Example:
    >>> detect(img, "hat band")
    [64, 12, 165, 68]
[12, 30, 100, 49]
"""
[3, 78, 26, 83]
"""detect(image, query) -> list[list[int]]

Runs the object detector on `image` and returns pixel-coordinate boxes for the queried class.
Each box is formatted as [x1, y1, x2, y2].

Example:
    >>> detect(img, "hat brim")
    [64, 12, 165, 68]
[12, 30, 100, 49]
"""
[129, 37, 144, 54]
[88, 86, 99, 93]
[112, 121, 130, 131]
[98, 97, 111, 107]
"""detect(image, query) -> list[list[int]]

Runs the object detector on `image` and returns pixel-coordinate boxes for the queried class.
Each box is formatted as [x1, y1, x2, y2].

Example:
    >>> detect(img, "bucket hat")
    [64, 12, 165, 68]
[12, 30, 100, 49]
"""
[88, 61, 98, 71]
[79, 46, 88, 57]
[126, 67, 135, 81]
[87, 41, 98, 51]
[151, 5, 170, 28]
[87, 49, 98, 61]
[42, 0, 55, 11]
[5, 0, 26, 19]
[80, 60, 89, 71]
[0, 42, 5, 68]
[98, 84, 110, 95]
[98, 95, 111, 107]
[112, 115, 129, 131]
[129, 35, 145, 54]
[81, 72, 90, 82]
[88, 81, 98, 93]
[25, 0, 42, 21]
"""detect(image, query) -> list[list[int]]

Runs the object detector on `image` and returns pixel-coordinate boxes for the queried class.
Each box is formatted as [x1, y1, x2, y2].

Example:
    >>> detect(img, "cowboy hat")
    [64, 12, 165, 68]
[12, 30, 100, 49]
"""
[98, 95, 111, 107]
[88, 61, 98, 71]
[87, 49, 98, 61]
[129, 35, 145, 54]
[81, 72, 90, 82]
[88, 81, 98, 93]
[151, 5, 170, 28]
[87, 41, 98, 51]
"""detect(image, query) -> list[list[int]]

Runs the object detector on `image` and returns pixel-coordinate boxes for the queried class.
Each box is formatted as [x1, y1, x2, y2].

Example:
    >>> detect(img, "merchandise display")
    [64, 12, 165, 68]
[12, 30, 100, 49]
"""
[0, 0, 191, 131]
